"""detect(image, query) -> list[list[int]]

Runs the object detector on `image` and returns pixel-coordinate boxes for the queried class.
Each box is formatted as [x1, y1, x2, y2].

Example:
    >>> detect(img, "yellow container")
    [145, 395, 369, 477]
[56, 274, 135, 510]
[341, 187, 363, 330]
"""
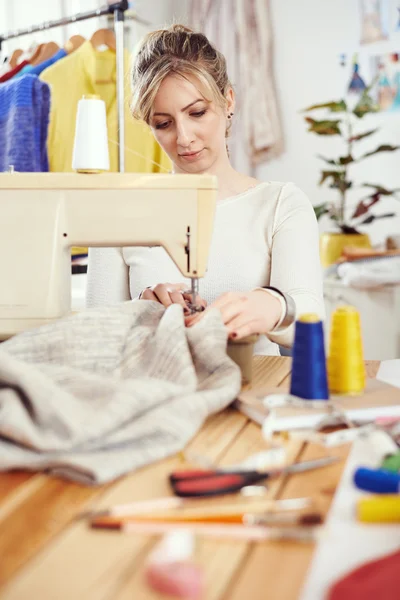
[327, 306, 365, 394]
[320, 232, 371, 267]
[357, 496, 400, 523]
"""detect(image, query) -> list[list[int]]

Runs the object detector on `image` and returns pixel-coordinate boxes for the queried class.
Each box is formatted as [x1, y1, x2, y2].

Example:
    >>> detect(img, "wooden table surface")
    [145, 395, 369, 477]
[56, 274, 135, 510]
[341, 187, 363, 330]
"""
[0, 357, 380, 600]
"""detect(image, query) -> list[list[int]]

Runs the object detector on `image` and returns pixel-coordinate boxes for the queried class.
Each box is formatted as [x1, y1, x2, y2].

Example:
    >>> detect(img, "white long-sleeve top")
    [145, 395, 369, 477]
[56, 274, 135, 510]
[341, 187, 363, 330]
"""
[86, 181, 324, 355]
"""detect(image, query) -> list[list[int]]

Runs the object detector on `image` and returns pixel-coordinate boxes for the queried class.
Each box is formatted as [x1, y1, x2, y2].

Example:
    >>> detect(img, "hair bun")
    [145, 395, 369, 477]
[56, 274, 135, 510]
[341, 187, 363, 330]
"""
[168, 24, 194, 34]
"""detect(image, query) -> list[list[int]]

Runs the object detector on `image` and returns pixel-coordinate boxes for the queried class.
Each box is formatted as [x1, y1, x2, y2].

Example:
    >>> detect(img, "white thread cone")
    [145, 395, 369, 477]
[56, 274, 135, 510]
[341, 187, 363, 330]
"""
[72, 95, 110, 172]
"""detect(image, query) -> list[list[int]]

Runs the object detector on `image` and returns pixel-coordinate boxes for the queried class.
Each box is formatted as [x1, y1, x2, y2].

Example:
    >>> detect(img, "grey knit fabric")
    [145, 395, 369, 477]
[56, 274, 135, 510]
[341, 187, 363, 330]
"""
[0, 301, 240, 485]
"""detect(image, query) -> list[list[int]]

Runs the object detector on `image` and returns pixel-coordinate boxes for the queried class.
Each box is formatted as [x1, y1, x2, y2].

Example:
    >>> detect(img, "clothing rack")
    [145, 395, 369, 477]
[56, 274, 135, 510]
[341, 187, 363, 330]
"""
[0, 1, 131, 172]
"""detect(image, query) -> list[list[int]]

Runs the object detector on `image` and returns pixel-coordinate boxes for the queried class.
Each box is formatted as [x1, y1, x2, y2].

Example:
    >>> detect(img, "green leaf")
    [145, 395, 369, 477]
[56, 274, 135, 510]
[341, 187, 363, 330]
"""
[362, 184, 400, 195]
[339, 155, 354, 165]
[313, 202, 330, 220]
[359, 213, 395, 225]
[353, 90, 380, 118]
[305, 117, 341, 135]
[319, 170, 341, 186]
[303, 100, 347, 113]
[360, 145, 400, 159]
[349, 129, 378, 142]
[317, 154, 337, 165]
[317, 154, 354, 165]
[333, 180, 352, 193]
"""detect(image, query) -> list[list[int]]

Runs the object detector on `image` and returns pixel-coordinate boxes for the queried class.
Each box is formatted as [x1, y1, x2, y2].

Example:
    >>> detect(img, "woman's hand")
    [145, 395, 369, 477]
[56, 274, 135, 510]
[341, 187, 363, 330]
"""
[184, 290, 282, 339]
[140, 283, 207, 314]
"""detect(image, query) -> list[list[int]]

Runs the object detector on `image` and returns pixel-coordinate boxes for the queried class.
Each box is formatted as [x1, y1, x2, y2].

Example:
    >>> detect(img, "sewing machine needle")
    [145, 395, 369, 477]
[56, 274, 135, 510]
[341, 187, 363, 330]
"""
[190, 278, 200, 313]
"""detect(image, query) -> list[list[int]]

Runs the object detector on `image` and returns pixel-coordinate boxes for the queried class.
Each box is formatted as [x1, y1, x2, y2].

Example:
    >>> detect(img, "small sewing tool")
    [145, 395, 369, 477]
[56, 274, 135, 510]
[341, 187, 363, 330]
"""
[354, 467, 400, 494]
[381, 450, 400, 473]
[183, 448, 287, 472]
[357, 495, 400, 523]
[90, 511, 322, 529]
[89, 497, 314, 527]
[328, 306, 365, 395]
[90, 520, 321, 543]
[290, 314, 329, 400]
[169, 456, 340, 498]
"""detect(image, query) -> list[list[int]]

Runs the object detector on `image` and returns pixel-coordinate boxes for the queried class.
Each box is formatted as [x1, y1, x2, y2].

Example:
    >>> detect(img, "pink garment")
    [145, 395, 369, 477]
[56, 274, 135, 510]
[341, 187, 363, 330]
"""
[189, 0, 283, 173]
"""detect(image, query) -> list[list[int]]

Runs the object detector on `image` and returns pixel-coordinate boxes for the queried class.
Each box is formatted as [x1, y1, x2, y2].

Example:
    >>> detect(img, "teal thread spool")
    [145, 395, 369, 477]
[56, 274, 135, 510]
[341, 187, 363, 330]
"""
[290, 314, 329, 400]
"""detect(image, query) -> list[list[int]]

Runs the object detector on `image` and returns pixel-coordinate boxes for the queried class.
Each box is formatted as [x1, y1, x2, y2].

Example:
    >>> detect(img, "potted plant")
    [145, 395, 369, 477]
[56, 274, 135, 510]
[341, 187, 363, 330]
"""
[303, 87, 399, 266]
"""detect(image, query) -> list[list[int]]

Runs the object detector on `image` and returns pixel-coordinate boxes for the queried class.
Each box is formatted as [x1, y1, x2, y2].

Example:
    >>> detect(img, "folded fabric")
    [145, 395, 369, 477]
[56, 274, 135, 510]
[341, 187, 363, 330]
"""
[337, 256, 400, 288]
[0, 74, 50, 172]
[0, 302, 241, 485]
[328, 549, 400, 600]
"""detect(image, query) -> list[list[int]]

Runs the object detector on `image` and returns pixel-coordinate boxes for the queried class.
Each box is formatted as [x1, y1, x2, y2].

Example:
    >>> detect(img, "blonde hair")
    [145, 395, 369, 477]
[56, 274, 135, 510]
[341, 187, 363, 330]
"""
[131, 24, 233, 136]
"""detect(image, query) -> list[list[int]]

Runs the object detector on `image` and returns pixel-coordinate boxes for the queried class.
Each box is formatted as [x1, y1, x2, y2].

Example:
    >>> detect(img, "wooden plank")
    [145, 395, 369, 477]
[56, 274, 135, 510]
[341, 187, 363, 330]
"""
[227, 441, 350, 600]
[0, 410, 248, 599]
[0, 398, 249, 590]
[250, 356, 292, 388]
[0, 472, 35, 504]
[109, 425, 304, 600]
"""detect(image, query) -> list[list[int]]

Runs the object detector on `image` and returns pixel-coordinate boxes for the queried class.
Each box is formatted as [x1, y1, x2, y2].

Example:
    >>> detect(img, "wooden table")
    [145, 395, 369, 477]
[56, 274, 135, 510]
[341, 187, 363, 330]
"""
[0, 357, 380, 600]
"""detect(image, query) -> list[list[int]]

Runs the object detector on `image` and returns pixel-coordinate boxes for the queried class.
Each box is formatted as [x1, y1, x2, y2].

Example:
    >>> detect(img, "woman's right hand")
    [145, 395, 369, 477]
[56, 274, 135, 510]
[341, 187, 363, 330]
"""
[140, 283, 207, 314]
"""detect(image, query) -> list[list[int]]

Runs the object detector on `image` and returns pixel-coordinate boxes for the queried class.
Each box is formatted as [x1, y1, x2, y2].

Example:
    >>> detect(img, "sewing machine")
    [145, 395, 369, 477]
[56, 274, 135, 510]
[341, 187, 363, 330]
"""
[0, 172, 217, 339]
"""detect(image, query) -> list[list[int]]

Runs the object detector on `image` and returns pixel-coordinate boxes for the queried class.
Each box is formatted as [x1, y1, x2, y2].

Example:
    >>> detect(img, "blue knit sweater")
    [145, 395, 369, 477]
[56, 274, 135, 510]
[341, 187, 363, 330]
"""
[0, 74, 50, 172]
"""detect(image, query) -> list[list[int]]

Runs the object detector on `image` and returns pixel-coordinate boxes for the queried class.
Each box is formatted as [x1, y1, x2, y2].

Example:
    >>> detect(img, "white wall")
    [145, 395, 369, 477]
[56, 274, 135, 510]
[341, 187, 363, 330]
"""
[261, 0, 400, 246]
[2, 0, 398, 246]
[0, 0, 106, 52]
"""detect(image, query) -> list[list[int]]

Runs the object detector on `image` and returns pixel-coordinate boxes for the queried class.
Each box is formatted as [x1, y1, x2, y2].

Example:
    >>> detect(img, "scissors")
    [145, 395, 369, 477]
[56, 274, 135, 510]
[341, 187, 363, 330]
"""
[169, 456, 340, 498]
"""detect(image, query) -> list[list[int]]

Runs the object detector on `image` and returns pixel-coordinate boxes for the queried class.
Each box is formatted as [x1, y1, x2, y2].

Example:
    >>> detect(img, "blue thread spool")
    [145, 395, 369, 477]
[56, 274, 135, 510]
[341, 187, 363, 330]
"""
[290, 314, 329, 400]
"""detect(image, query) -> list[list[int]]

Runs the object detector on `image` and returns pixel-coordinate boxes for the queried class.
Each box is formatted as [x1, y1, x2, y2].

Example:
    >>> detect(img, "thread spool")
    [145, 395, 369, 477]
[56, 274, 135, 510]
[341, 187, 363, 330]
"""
[327, 305, 365, 395]
[290, 314, 329, 400]
[72, 94, 110, 173]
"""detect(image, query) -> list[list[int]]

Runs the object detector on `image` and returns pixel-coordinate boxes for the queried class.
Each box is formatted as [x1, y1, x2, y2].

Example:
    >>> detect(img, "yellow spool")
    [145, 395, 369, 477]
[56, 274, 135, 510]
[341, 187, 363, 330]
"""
[328, 305, 365, 395]
[357, 495, 400, 523]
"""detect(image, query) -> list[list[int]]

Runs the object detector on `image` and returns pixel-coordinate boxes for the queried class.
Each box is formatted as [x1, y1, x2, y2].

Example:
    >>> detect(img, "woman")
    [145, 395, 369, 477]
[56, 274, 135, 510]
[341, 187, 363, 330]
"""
[87, 24, 324, 356]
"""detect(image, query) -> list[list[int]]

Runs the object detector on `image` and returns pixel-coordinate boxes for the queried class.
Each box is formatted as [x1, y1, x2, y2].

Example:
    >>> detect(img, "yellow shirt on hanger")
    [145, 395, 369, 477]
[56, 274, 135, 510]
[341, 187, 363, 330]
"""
[40, 40, 171, 174]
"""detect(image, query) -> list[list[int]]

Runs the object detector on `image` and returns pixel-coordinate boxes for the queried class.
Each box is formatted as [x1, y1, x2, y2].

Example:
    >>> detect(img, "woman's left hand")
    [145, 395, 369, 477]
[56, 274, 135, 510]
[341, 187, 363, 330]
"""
[184, 290, 282, 340]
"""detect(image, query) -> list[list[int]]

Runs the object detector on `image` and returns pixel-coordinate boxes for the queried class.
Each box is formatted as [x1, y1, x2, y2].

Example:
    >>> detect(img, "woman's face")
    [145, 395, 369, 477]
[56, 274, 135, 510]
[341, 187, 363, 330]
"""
[150, 73, 230, 174]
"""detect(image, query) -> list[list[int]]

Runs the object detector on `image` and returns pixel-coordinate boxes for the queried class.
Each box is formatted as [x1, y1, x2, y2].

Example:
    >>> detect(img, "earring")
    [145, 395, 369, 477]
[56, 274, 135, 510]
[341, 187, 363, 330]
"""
[227, 112, 234, 119]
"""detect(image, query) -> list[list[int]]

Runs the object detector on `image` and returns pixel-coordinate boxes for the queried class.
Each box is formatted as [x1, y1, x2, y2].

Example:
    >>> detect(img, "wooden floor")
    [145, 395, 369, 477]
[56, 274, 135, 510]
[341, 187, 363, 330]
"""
[0, 358, 380, 600]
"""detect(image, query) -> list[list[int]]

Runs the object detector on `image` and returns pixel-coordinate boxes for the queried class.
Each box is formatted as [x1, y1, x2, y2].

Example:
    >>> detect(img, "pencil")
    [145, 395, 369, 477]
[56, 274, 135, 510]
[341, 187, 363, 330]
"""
[85, 496, 312, 521]
[90, 511, 322, 528]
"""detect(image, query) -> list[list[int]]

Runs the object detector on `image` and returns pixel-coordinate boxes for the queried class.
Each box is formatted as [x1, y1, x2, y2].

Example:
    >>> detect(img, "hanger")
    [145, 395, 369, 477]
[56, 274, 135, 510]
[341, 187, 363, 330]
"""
[64, 34, 86, 55]
[31, 41, 60, 66]
[90, 29, 116, 52]
[28, 43, 45, 64]
[9, 49, 23, 69]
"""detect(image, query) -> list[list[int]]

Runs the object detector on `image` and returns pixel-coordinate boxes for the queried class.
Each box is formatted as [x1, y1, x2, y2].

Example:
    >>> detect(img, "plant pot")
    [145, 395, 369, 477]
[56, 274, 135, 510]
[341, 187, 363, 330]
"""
[320, 232, 372, 267]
